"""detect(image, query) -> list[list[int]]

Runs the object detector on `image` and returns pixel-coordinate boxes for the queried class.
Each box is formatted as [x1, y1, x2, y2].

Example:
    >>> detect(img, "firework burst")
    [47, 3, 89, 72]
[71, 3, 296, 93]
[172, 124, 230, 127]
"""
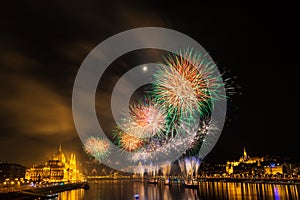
[153, 49, 224, 118]
[109, 49, 228, 166]
[119, 133, 144, 152]
[84, 136, 110, 161]
[123, 98, 167, 138]
[114, 97, 168, 152]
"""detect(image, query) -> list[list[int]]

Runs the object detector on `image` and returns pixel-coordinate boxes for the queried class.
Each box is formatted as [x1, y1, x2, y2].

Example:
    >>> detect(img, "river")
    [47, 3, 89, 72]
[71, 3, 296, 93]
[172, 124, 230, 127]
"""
[57, 180, 300, 200]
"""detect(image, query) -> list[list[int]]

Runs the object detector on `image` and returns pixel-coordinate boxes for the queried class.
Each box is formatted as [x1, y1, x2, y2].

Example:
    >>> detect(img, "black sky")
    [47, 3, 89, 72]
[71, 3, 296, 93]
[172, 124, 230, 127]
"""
[0, 1, 299, 167]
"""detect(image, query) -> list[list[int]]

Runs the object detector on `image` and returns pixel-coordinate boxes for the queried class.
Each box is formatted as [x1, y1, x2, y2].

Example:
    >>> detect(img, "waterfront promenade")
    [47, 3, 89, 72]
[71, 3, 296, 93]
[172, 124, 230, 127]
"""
[0, 181, 88, 199]
[198, 176, 300, 184]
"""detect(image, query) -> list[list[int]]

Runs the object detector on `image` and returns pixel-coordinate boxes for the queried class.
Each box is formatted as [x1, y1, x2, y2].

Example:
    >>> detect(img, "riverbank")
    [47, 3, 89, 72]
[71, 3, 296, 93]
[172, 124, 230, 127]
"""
[198, 177, 300, 185]
[87, 176, 300, 185]
[0, 182, 88, 199]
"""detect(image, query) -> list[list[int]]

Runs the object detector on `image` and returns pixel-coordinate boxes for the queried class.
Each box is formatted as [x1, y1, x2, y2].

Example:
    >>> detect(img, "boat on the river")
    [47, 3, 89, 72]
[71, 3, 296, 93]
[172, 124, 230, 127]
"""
[184, 179, 199, 189]
[165, 178, 170, 185]
[43, 192, 59, 199]
[83, 182, 90, 190]
[148, 178, 159, 184]
[17, 191, 59, 199]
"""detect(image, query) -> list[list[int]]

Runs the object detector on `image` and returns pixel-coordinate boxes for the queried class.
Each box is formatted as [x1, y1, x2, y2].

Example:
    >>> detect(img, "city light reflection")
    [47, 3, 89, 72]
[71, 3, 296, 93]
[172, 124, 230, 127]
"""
[55, 180, 299, 200]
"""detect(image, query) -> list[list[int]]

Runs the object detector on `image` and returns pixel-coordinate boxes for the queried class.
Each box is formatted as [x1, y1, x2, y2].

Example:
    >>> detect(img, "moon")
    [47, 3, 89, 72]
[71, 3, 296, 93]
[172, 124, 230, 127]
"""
[142, 66, 148, 72]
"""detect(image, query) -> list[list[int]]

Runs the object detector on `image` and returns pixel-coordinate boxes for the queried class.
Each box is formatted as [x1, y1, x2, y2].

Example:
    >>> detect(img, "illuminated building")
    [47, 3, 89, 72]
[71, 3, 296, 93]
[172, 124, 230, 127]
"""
[226, 147, 264, 175]
[25, 145, 83, 182]
[264, 163, 283, 175]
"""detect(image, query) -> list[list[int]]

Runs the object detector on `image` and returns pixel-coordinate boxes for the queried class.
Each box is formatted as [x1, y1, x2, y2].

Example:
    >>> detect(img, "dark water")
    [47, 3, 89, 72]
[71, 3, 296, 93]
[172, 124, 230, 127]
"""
[57, 180, 300, 200]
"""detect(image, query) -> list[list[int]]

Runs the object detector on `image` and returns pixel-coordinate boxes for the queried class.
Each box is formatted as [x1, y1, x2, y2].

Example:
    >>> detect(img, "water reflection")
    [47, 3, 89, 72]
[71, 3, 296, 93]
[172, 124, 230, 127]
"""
[57, 188, 85, 200]
[57, 180, 300, 200]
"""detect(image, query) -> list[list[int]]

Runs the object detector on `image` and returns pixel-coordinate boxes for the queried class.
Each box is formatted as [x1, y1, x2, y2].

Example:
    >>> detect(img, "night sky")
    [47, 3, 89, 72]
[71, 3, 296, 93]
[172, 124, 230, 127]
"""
[0, 1, 299, 167]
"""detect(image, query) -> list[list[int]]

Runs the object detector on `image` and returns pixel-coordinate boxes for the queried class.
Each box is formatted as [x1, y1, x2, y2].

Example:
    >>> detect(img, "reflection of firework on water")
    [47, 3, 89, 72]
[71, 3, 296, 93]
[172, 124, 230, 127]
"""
[121, 98, 167, 138]
[84, 136, 110, 162]
[153, 49, 224, 118]
[178, 156, 201, 178]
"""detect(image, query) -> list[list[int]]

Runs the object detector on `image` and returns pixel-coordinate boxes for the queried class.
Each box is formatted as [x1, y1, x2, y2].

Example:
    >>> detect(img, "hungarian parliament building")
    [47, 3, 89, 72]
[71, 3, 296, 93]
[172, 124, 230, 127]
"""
[25, 145, 83, 182]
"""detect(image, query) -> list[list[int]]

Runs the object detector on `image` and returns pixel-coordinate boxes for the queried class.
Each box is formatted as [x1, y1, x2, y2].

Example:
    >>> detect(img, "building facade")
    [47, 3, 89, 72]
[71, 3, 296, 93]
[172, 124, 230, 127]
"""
[264, 164, 283, 175]
[0, 162, 25, 182]
[226, 147, 264, 175]
[25, 145, 82, 182]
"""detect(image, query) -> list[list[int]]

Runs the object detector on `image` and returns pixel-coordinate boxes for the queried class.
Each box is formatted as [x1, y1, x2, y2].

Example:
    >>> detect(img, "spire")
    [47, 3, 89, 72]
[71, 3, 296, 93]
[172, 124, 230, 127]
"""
[243, 147, 247, 158]
[59, 144, 62, 152]
[70, 153, 76, 169]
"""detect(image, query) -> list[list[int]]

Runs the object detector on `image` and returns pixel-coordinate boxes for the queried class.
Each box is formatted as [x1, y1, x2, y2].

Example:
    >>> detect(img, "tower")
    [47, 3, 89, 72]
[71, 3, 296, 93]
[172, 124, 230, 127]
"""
[70, 153, 76, 170]
[69, 153, 77, 181]
[243, 147, 247, 158]
[239, 147, 249, 162]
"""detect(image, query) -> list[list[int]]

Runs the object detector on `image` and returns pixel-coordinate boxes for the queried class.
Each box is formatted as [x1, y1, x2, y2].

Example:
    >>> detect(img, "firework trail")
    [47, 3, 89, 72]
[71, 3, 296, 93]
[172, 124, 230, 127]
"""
[128, 119, 218, 162]
[146, 163, 159, 177]
[184, 119, 219, 156]
[161, 162, 172, 177]
[178, 156, 201, 178]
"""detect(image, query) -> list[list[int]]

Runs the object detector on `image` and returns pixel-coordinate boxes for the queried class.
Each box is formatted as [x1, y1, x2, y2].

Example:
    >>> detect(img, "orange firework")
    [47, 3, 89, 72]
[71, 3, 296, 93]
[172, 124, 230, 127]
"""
[126, 99, 167, 138]
[119, 133, 144, 152]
